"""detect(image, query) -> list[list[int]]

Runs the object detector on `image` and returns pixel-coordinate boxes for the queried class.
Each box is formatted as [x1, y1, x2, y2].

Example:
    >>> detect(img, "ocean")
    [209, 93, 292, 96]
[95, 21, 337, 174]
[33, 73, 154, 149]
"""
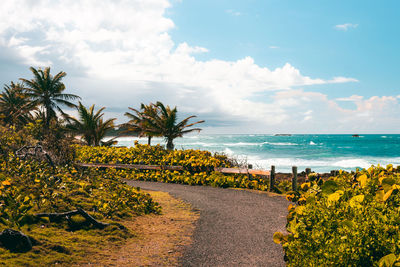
[113, 134, 400, 173]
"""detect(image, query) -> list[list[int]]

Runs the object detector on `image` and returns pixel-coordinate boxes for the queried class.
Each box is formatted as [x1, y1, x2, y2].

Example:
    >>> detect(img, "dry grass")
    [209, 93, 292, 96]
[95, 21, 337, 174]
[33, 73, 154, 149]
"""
[81, 190, 199, 266]
[0, 190, 198, 267]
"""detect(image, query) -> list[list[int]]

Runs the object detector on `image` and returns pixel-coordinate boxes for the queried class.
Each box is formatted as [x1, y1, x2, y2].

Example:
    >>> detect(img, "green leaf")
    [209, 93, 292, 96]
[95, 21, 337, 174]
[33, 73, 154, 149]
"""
[306, 194, 316, 205]
[376, 189, 385, 202]
[273, 232, 287, 244]
[357, 174, 368, 188]
[387, 164, 394, 172]
[382, 178, 396, 192]
[383, 189, 394, 202]
[321, 180, 338, 194]
[327, 190, 344, 204]
[341, 220, 355, 229]
[379, 254, 397, 267]
[393, 184, 400, 190]
[349, 194, 364, 208]
[295, 206, 306, 215]
[0, 216, 8, 226]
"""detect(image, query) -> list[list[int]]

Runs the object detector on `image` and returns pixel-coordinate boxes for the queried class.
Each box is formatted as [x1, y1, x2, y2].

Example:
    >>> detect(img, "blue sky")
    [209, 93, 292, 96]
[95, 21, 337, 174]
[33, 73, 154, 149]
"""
[0, 0, 399, 133]
[169, 0, 400, 97]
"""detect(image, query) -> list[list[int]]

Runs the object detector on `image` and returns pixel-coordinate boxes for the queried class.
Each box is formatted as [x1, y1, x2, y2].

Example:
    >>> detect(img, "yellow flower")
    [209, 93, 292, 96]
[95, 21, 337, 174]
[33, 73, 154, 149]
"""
[1, 180, 11, 186]
[286, 194, 295, 201]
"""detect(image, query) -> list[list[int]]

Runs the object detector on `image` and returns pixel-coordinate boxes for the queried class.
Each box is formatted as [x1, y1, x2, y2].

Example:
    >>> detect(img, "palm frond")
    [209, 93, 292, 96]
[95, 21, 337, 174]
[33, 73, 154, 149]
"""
[65, 102, 115, 146]
[125, 101, 205, 150]
[20, 66, 79, 128]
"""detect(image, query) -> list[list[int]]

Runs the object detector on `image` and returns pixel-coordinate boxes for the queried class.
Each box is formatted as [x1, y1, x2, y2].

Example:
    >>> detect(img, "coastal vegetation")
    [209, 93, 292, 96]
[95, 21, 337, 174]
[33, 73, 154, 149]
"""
[274, 165, 400, 266]
[0, 66, 204, 263]
[75, 144, 271, 190]
[1, 67, 205, 151]
[0, 82, 34, 127]
[124, 103, 160, 145]
[65, 102, 116, 146]
[0, 125, 160, 265]
[19, 67, 80, 129]
[123, 101, 205, 150]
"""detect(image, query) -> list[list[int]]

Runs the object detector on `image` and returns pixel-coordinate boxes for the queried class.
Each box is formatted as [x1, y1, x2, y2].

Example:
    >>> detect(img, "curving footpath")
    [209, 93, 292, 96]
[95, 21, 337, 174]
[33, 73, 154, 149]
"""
[125, 180, 288, 267]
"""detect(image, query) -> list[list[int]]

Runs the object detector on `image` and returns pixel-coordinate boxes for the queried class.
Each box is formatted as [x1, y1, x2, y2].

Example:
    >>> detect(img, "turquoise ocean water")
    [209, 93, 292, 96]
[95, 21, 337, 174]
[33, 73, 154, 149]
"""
[113, 134, 400, 173]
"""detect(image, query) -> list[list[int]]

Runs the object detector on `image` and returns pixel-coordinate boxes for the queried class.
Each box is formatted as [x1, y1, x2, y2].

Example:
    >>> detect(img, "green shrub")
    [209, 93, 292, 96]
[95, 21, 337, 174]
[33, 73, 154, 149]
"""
[74, 143, 230, 169]
[274, 165, 400, 266]
[74, 144, 270, 191]
[0, 156, 160, 229]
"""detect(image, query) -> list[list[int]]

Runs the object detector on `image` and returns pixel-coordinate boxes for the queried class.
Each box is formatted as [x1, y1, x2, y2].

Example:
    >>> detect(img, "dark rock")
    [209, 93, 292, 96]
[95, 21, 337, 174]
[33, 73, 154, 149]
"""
[28, 235, 40, 246]
[0, 229, 33, 252]
[47, 244, 71, 254]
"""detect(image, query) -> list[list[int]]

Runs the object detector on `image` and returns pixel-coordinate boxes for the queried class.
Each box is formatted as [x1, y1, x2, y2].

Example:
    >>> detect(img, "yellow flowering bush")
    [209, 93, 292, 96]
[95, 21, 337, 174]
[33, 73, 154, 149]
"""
[0, 125, 34, 161]
[75, 143, 229, 169]
[0, 121, 166, 266]
[274, 165, 400, 266]
[74, 144, 270, 191]
[0, 155, 160, 229]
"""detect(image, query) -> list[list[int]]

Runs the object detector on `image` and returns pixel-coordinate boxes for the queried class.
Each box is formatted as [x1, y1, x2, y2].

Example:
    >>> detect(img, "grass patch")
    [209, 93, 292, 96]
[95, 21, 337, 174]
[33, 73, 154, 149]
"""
[0, 222, 131, 266]
[0, 190, 198, 266]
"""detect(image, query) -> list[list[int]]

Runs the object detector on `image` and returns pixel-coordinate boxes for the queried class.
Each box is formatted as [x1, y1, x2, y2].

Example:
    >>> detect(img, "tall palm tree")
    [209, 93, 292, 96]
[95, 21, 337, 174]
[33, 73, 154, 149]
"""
[65, 102, 116, 146]
[147, 102, 205, 150]
[20, 67, 80, 129]
[0, 82, 34, 127]
[124, 103, 160, 145]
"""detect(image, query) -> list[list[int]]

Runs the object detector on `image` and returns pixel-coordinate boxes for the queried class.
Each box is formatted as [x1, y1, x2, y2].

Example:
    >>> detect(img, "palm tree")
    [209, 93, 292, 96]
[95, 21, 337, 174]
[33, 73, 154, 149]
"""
[147, 102, 205, 150]
[65, 102, 116, 146]
[124, 103, 160, 145]
[20, 67, 80, 129]
[0, 82, 34, 127]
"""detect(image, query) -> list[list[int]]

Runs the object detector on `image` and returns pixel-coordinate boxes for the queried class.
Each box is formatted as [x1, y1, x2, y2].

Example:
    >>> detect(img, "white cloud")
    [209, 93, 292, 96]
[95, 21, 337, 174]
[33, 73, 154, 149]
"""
[269, 46, 279, 49]
[328, 77, 359, 83]
[336, 95, 364, 102]
[1, 0, 397, 133]
[8, 36, 28, 46]
[335, 23, 358, 31]
[262, 91, 400, 133]
[175, 42, 209, 54]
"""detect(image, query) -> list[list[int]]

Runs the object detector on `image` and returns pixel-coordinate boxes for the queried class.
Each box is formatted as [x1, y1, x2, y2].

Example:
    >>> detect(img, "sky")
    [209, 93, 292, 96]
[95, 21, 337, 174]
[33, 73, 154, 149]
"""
[0, 0, 399, 134]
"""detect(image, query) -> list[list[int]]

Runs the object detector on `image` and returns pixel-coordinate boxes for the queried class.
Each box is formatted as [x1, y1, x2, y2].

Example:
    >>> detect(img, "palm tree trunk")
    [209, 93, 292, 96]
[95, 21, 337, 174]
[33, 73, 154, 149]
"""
[45, 108, 50, 130]
[166, 138, 174, 150]
[148, 136, 152, 146]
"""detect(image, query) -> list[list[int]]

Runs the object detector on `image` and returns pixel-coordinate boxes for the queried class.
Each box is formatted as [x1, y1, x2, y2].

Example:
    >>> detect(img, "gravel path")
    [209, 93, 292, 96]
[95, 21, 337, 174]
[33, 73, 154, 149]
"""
[125, 180, 288, 267]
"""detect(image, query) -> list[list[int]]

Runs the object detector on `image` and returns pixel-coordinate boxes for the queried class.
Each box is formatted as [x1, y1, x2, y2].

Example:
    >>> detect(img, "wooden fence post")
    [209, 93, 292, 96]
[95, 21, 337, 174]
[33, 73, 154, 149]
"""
[292, 166, 298, 191]
[269, 165, 275, 192]
[248, 164, 253, 180]
[305, 168, 311, 182]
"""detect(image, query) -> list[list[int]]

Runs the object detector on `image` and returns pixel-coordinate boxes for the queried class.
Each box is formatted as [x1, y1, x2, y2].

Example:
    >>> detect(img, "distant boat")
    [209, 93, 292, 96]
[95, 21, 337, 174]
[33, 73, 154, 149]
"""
[352, 134, 360, 137]
[275, 134, 292, 136]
